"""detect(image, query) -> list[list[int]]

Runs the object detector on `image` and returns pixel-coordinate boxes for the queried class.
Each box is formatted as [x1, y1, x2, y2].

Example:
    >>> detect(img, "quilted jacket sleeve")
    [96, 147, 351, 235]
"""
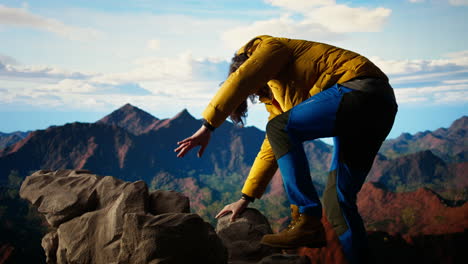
[202, 37, 291, 128]
[241, 136, 278, 198]
[241, 103, 282, 199]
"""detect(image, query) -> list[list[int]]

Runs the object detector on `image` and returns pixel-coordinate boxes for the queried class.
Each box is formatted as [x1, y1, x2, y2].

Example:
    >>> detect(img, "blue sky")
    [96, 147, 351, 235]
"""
[0, 0, 467, 141]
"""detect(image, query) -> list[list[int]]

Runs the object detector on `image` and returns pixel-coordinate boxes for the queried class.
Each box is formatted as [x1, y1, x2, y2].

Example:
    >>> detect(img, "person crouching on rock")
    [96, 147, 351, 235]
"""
[174, 35, 397, 264]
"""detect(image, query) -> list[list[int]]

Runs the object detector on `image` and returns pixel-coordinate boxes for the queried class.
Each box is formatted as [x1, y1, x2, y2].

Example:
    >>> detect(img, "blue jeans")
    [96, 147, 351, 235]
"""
[266, 83, 397, 264]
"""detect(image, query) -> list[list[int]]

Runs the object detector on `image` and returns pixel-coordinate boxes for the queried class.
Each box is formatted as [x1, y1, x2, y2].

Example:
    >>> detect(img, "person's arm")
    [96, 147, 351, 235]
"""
[174, 124, 212, 158]
[175, 37, 289, 159]
[241, 137, 278, 198]
[215, 137, 277, 221]
[202, 37, 291, 129]
[216, 105, 280, 221]
[242, 101, 282, 198]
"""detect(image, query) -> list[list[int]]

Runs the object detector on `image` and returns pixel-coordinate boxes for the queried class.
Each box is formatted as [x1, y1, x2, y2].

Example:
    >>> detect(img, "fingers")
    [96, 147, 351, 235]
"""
[174, 141, 190, 153]
[177, 137, 191, 145]
[176, 147, 191, 158]
[197, 144, 207, 158]
[230, 211, 238, 222]
[215, 208, 231, 219]
[215, 208, 239, 222]
[175, 142, 195, 158]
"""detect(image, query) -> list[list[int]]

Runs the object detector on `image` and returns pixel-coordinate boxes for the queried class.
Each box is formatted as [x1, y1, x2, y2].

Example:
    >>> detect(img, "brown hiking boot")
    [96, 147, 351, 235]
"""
[260, 205, 326, 249]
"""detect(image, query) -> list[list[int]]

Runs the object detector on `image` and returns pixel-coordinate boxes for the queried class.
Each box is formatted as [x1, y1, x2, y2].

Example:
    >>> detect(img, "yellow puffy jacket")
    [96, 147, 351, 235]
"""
[202, 35, 388, 199]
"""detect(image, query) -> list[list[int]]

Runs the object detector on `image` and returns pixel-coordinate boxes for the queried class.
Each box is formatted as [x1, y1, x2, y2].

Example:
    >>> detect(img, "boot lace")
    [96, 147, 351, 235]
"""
[286, 213, 303, 230]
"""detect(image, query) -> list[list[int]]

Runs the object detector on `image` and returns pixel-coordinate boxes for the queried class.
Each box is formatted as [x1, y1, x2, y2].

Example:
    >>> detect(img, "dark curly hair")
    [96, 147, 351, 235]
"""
[227, 39, 272, 127]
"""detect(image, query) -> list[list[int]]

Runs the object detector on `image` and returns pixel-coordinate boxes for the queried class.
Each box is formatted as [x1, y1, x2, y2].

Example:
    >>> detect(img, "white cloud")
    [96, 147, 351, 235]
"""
[147, 39, 160, 50]
[39, 79, 98, 93]
[265, 0, 335, 11]
[309, 5, 392, 33]
[0, 59, 92, 80]
[390, 69, 468, 84]
[395, 84, 468, 104]
[449, 0, 468, 6]
[0, 5, 102, 41]
[3, 33, 468, 112]
[91, 52, 230, 87]
[434, 90, 468, 102]
[222, 15, 344, 50]
[265, 0, 391, 32]
[442, 79, 468, 84]
[408, 0, 468, 6]
[37, 79, 151, 96]
[0, 54, 18, 65]
[222, 1, 391, 49]
[0, 50, 228, 112]
[369, 50, 468, 105]
[370, 50, 468, 78]
[371, 57, 460, 76]
[445, 50, 468, 66]
[92, 52, 195, 84]
[0, 78, 219, 113]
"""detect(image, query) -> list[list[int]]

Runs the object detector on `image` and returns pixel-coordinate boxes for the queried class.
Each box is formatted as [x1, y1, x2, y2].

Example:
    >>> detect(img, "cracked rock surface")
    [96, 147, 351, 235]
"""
[20, 170, 227, 264]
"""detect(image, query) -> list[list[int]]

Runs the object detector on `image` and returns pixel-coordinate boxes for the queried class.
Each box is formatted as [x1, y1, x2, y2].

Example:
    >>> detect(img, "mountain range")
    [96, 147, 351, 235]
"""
[0, 104, 467, 232]
[0, 131, 30, 150]
[0, 104, 265, 184]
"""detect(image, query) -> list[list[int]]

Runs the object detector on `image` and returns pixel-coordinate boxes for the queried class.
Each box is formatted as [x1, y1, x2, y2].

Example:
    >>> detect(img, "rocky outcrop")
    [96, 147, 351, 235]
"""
[19, 170, 227, 264]
[20, 169, 314, 263]
[216, 208, 310, 264]
[216, 208, 279, 263]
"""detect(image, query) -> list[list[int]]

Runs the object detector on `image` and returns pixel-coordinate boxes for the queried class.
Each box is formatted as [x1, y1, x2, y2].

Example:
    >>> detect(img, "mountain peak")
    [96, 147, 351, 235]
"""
[115, 103, 152, 115]
[151, 109, 198, 131]
[172, 108, 194, 121]
[450, 115, 467, 131]
[97, 104, 159, 135]
[120, 103, 137, 110]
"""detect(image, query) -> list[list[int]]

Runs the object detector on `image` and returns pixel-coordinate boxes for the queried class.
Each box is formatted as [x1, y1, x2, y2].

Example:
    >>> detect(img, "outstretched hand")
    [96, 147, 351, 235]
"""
[175, 125, 212, 158]
[215, 199, 250, 222]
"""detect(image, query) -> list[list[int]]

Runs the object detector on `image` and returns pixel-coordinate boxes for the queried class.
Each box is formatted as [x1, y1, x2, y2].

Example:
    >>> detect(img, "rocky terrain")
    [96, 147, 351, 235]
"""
[19, 169, 310, 264]
[0, 104, 467, 263]
[19, 169, 226, 264]
[17, 169, 467, 264]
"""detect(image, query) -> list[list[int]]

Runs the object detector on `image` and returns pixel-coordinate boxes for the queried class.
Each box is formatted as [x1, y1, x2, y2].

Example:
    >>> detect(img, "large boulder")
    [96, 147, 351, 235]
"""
[20, 170, 227, 264]
[118, 213, 225, 264]
[19, 169, 100, 227]
[148, 190, 190, 215]
[216, 208, 309, 264]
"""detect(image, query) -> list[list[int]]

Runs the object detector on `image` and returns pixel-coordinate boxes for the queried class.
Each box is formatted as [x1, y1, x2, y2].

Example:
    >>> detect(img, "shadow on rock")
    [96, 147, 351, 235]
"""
[216, 208, 310, 264]
[20, 169, 227, 264]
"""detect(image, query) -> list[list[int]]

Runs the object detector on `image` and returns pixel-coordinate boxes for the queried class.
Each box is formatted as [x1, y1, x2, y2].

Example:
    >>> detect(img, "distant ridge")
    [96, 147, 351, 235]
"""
[0, 131, 30, 149]
[0, 105, 265, 186]
[150, 108, 199, 131]
[380, 116, 467, 162]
